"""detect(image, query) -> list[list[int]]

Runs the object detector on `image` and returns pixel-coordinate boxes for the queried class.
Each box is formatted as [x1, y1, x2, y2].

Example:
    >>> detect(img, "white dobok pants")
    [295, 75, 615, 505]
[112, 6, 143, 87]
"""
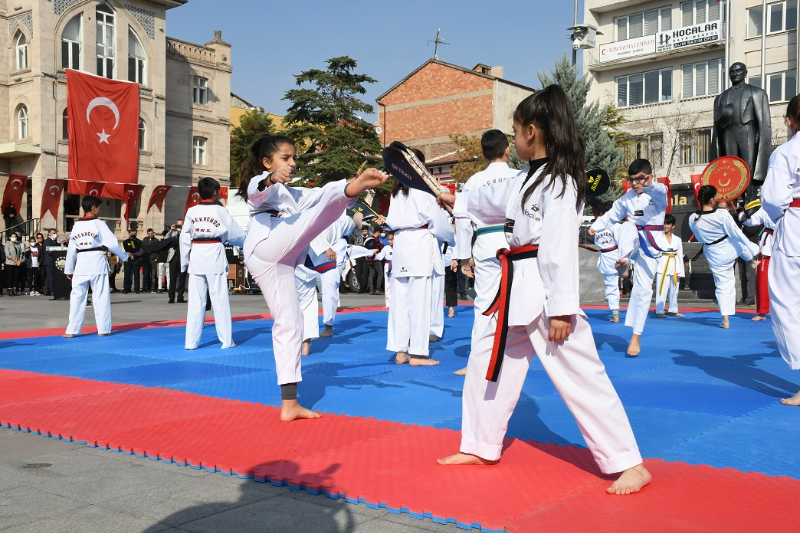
[769, 249, 800, 370]
[430, 272, 444, 337]
[296, 273, 320, 342]
[245, 185, 355, 386]
[320, 267, 340, 327]
[470, 256, 502, 350]
[461, 311, 642, 474]
[616, 221, 658, 335]
[66, 274, 112, 335]
[387, 275, 433, 356]
[603, 273, 620, 312]
[185, 272, 234, 349]
[654, 274, 678, 315]
[383, 271, 392, 307]
[709, 261, 736, 316]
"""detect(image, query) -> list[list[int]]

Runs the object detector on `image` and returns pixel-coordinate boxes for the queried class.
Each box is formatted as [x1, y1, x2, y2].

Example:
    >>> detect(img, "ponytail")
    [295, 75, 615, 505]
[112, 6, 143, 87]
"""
[237, 134, 294, 201]
[697, 185, 717, 207]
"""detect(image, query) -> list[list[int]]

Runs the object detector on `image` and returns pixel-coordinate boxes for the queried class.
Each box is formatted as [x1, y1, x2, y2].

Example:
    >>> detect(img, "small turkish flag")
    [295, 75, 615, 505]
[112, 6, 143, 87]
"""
[1, 174, 27, 213]
[184, 186, 200, 215]
[66, 69, 140, 185]
[122, 184, 143, 224]
[40, 179, 66, 219]
[147, 185, 171, 213]
[219, 186, 228, 205]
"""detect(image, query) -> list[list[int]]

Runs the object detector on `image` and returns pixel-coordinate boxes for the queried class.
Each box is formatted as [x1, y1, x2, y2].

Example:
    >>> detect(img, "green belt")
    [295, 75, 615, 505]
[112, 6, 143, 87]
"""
[476, 225, 505, 236]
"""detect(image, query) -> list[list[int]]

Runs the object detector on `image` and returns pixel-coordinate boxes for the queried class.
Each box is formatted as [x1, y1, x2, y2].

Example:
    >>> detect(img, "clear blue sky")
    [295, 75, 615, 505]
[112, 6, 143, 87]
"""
[167, 0, 584, 122]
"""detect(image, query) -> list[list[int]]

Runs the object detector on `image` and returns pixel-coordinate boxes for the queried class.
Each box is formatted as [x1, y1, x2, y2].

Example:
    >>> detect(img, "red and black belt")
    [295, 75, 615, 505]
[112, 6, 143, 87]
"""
[482, 245, 539, 382]
[192, 238, 222, 244]
[77, 246, 107, 253]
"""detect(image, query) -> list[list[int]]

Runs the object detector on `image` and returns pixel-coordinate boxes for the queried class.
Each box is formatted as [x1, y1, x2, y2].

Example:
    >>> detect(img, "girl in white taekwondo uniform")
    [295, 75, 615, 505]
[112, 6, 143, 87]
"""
[436, 86, 650, 495]
[591, 208, 622, 323]
[762, 95, 800, 405]
[63, 196, 131, 338]
[181, 177, 246, 350]
[654, 213, 685, 318]
[589, 159, 668, 357]
[454, 130, 519, 375]
[740, 201, 776, 321]
[306, 211, 355, 338]
[688, 185, 759, 329]
[238, 134, 387, 421]
[385, 178, 454, 367]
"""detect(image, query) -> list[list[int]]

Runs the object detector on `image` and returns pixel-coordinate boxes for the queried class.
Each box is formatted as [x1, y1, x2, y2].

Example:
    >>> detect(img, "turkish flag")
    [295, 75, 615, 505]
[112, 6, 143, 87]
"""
[66, 69, 140, 185]
[690, 174, 702, 204]
[40, 179, 66, 219]
[147, 185, 171, 213]
[68, 181, 106, 198]
[121, 184, 143, 225]
[1, 174, 27, 212]
[219, 186, 229, 204]
[184, 186, 200, 215]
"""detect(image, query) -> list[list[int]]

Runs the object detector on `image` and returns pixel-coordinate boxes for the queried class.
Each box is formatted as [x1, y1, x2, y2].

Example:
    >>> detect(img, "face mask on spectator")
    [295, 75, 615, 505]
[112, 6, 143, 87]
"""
[10, 236, 17, 242]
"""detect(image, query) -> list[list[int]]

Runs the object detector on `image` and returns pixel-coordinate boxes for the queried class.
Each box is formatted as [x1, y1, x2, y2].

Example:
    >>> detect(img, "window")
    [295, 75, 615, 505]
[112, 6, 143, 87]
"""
[17, 105, 29, 139]
[624, 134, 664, 168]
[750, 71, 798, 102]
[615, 6, 671, 40]
[62, 109, 69, 140]
[62, 15, 81, 70]
[192, 76, 208, 104]
[681, 0, 721, 27]
[681, 59, 722, 98]
[14, 32, 27, 70]
[679, 128, 712, 166]
[192, 136, 207, 165]
[96, 4, 115, 79]
[139, 118, 145, 149]
[128, 28, 145, 84]
[748, 1, 797, 37]
[616, 68, 672, 107]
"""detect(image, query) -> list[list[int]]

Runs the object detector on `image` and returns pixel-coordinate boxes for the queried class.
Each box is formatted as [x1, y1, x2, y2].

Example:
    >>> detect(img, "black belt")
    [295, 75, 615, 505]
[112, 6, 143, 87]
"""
[704, 235, 728, 246]
[78, 246, 107, 253]
[192, 238, 222, 244]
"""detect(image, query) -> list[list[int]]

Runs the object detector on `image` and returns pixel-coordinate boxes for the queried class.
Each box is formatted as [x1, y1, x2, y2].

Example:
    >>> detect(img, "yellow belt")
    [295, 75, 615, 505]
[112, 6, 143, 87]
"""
[658, 253, 678, 295]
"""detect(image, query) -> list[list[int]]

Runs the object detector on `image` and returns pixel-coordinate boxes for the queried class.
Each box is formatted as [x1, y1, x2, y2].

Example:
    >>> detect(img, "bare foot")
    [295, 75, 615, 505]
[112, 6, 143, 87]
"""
[752, 315, 767, 322]
[395, 352, 410, 364]
[675, 312, 685, 318]
[626, 334, 641, 357]
[781, 391, 800, 406]
[609, 312, 619, 323]
[62, 334, 74, 338]
[301, 340, 311, 356]
[447, 308, 456, 318]
[454, 367, 467, 376]
[720, 316, 730, 329]
[606, 464, 651, 495]
[279, 400, 322, 422]
[615, 258, 631, 279]
[410, 355, 439, 366]
[437, 452, 499, 466]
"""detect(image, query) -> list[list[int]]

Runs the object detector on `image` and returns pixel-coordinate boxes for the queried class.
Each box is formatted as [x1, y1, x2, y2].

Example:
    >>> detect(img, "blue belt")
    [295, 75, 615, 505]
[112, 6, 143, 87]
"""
[476, 225, 504, 236]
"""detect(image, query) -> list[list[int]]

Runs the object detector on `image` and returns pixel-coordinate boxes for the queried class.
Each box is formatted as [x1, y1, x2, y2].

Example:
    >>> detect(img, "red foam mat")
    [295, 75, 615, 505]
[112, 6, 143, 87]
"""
[0, 370, 796, 532]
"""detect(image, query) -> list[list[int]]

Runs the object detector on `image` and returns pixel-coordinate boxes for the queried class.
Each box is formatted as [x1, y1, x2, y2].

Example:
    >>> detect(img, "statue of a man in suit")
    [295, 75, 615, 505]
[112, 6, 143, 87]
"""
[711, 62, 773, 204]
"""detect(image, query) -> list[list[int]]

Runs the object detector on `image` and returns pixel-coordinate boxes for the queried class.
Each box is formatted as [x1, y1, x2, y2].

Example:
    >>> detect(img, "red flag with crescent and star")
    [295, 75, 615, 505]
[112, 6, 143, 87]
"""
[219, 186, 228, 206]
[147, 185, 172, 213]
[40, 179, 66, 219]
[122, 184, 143, 225]
[66, 69, 140, 191]
[184, 186, 200, 215]
[1, 174, 27, 212]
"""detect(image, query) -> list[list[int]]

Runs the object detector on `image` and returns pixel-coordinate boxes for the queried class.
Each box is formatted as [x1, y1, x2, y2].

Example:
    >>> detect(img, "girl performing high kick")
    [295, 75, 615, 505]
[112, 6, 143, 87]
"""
[238, 135, 387, 421]
[436, 86, 650, 495]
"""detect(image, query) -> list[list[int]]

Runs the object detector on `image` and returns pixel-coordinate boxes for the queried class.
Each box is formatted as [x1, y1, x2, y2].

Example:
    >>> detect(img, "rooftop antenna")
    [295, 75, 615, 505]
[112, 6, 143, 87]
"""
[427, 28, 449, 60]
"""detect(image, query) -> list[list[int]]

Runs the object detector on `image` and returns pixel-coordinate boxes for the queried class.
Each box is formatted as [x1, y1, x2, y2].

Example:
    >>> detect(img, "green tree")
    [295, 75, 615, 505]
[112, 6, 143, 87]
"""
[283, 56, 382, 186]
[538, 54, 623, 202]
[229, 109, 275, 187]
[449, 134, 485, 184]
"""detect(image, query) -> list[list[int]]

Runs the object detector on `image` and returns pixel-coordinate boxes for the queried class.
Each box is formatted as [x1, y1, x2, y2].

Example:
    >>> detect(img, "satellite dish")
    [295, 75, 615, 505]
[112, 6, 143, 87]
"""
[375, 126, 383, 135]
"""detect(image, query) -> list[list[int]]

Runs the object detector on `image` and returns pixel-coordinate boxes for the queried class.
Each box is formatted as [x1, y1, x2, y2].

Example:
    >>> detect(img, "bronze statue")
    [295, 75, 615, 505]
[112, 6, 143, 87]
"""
[711, 62, 772, 204]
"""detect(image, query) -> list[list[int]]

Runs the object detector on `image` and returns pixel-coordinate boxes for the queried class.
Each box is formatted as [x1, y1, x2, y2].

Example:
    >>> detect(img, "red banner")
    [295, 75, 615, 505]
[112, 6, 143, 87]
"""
[184, 186, 200, 215]
[68, 180, 106, 198]
[690, 174, 702, 203]
[122, 184, 143, 225]
[66, 69, 140, 185]
[147, 185, 171, 213]
[1, 174, 27, 213]
[40, 179, 66, 219]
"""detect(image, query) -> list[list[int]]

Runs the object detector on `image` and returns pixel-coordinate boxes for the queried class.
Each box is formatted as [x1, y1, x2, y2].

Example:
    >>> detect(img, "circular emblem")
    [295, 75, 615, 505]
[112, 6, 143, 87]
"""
[585, 168, 611, 198]
[700, 156, 750, 202]
[55, 256, 66, 272]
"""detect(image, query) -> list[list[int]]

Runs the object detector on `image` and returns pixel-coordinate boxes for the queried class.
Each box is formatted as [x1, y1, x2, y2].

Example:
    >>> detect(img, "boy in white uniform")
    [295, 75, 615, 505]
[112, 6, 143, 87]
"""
[591, 201, 622, 322]
[181, 177, 246, 350]
[589, 159, 668, 357]
[654, 213, 685, 318]
[306, 212, 355, 338]
[63, 196, 131, 338]
[454, 130, 519, 375]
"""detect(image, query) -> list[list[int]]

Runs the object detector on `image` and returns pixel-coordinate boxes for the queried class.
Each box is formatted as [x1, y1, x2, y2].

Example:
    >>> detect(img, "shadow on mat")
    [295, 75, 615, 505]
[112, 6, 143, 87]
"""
[672, 349, 800, 397]
[140, 462, 357, 532]
[514, 439, 611, 478]
[300, 362, 405, 411]
[592, 332, 629, 354]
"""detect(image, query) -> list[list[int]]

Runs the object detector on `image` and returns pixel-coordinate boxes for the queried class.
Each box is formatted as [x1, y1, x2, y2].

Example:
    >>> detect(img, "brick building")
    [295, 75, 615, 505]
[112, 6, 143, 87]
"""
[376, 59, 534, 180]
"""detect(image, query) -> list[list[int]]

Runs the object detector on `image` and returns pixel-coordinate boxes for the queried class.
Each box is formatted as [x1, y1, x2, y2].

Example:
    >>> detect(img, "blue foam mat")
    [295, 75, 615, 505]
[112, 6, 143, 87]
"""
[1, 306, 799, 479]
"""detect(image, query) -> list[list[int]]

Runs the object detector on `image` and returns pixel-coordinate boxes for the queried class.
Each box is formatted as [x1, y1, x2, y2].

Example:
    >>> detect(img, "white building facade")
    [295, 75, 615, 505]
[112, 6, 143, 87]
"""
[584, 0, 797, 185]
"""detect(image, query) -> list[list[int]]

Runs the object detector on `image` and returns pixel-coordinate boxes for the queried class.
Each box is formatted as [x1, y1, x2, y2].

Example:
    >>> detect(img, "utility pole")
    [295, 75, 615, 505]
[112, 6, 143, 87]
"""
[572, 0, 579, 66]
[427, 28, 450, 60]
